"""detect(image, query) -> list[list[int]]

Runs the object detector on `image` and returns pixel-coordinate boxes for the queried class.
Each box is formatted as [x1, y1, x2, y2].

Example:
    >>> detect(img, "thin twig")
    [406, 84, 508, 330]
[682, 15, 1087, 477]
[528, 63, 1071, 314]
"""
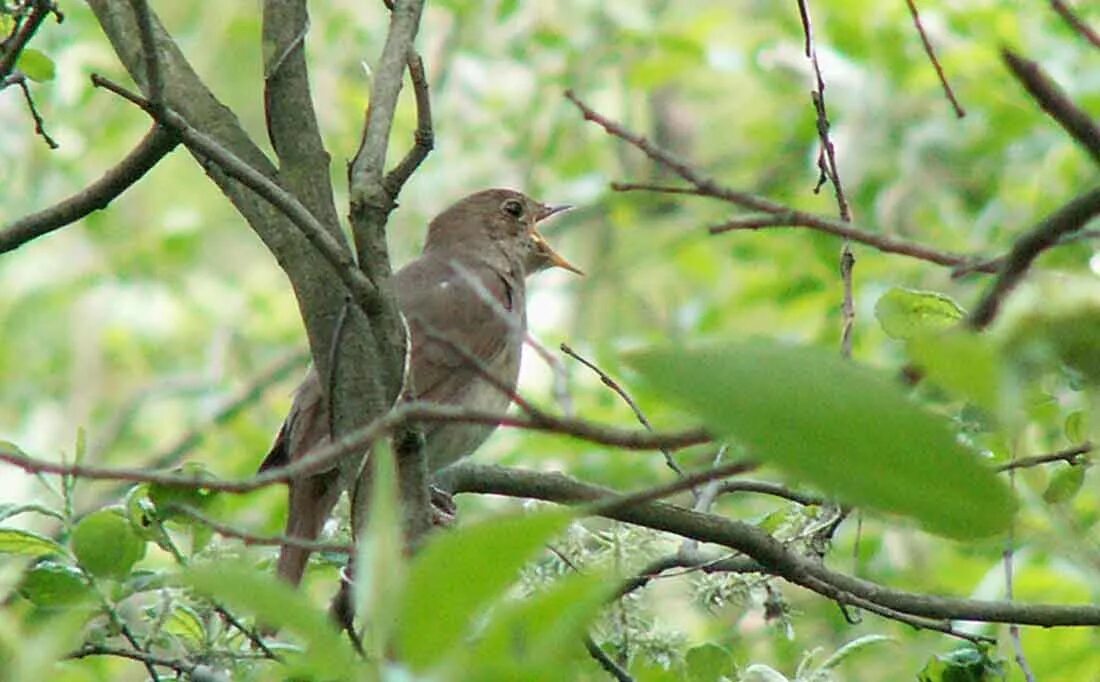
[995, 442, 1092, 472]
[1050, 0, 1100, 50]
[0, 401, 712, 492]
[717, 480, 827, 506]
[571, 96, 992, 273]
[15, 75, 57, 148]
[905, 0, 966, 118]
[170, 505, 353, 554]
[795, 0, 856, 358]
[560, 342, 687, 481]
[383, 50, 434, 196]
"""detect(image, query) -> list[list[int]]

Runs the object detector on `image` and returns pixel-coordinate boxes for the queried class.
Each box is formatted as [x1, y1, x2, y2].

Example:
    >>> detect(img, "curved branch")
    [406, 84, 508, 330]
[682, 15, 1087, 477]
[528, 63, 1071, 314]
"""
[0, 125, 177, 254]
[968, 187, 1100, 329]
[448, 463, 1100, 627]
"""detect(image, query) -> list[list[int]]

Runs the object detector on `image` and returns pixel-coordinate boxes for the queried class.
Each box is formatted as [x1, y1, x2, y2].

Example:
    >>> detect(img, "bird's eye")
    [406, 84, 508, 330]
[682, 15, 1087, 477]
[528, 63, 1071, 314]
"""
[501, 199, 524, 218]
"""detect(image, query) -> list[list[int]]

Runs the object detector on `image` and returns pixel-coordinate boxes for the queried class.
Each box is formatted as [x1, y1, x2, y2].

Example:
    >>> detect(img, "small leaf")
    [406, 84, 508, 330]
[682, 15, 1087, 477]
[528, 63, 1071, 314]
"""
[0, 528, 65, 557]
[1042, 465, 1086, 504]
[875, 288, 964, 340]
[1065, 410, 1088, 443]
[396, 509, 573, 671]
[17, 48, 56, 82]
[163, 604, 206, 649]
[628, 341, 1016, 539]
[20, 561, 92, 607]
[71, 508, 147, 579]
[686, 643, 735, 682]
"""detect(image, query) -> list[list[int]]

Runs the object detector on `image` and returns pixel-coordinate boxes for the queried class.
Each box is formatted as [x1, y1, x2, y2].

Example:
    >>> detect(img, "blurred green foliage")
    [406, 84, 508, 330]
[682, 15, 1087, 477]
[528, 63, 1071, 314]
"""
[2, 0, 1100, 680]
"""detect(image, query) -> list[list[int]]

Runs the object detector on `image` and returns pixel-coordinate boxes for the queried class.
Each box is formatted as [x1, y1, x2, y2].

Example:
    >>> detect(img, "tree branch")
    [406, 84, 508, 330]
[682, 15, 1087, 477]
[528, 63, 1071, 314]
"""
[967, 187, 1100, 329]
[1002, 48, 1100, 166]
[448, 463, 1100, 627]
[0, 124, 177, 254]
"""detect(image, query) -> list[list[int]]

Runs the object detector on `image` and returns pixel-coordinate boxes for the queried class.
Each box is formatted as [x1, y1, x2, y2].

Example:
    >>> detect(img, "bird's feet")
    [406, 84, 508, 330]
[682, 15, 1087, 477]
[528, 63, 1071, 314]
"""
[430, 485, 458, 527]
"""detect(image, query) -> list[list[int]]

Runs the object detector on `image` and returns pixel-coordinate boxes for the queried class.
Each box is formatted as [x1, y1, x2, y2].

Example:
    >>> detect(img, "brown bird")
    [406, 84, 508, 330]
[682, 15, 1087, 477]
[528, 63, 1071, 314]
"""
[260, 188, 581, 586]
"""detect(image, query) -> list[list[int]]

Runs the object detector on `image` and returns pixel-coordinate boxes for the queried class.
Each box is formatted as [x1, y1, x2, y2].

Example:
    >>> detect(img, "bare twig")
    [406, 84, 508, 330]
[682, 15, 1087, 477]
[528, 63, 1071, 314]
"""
[170, 505, 353, 554]
[383, 51, 434, 196]
[14, 75, 57, 148]
[0, 401, 711, 492]
[995, 443, 1092, 472]
[1002, 48, 1100, 166]
[1050, 0, 1100, 50]
[717, 479, 827, 507]
[795, 0, 856, 357]
[69, 644, 196, 677]
[968, 187, 1100, 329]
[573, 96, 993, 273]
[905, 0, 966, 118]
[560, 342, 687, 480]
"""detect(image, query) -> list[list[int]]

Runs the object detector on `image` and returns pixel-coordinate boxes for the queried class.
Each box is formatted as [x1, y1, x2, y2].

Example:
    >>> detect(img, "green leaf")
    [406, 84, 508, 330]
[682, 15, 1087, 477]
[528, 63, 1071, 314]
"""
[686, 643, 735, 682]
[71, 508, 147, 579]
[1065, 410, 1087, 443]
[1042, 464, 1086, 504]
[462, 570, 613, 673]
[396, 508, 573, 671]
[20, 561, 92, 607]
[0, 528, 65, 557]
[907, 331, 1000, 412]
[163, 604, 206, 649]
[185, 562, 357, 677]
[875, 287, 965, 340]
[17, 48, 56, 82]
[354, 441, 405, 661]
[628, 341, 1016, 539]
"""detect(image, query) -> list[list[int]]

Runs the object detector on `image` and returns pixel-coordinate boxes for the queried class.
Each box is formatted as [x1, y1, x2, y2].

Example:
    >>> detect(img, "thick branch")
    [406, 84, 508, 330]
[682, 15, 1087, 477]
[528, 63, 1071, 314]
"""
[0, 125, 177, 254]
[448, 464, 1100, 627]
[262, 0, 342, 232]
[85, 1, 381, 483]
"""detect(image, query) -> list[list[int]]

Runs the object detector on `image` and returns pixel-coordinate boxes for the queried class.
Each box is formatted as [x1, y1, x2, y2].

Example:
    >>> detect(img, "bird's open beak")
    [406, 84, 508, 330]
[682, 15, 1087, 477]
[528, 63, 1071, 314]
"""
[533, 204, 584, 275]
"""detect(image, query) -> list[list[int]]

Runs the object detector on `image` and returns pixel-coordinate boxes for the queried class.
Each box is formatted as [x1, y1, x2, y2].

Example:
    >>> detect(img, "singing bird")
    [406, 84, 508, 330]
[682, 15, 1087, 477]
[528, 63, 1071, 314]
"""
[260, 188, 582, 586]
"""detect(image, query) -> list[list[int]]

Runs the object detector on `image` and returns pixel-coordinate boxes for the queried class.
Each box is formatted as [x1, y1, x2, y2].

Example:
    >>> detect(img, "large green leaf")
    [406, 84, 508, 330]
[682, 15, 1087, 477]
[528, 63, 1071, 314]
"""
[395, 509, 573, 671]
[628, 341, 1015, 538]
[184, 562, 357, 678]
[459, 570, 613, 677]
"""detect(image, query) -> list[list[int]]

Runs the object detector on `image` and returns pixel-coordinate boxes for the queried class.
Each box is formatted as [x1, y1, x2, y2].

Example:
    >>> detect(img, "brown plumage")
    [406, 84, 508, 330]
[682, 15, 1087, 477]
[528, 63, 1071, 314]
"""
[261, 188, 581, 586]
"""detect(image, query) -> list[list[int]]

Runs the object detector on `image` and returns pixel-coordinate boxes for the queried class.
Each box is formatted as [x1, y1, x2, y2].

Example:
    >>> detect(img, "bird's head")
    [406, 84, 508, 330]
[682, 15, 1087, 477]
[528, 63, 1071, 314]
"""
[425, 188, 583, 276]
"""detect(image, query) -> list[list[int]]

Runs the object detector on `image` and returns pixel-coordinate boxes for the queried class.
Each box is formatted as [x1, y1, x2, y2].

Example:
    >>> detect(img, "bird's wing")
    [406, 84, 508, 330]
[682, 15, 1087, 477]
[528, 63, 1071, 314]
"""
[258, 368, 326, 472]
[394, 254, 523, 405]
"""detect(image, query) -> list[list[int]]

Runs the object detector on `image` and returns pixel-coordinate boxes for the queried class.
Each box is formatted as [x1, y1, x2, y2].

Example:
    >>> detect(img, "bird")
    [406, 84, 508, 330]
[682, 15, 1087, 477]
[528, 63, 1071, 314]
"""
[259, 188, 582, 586]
